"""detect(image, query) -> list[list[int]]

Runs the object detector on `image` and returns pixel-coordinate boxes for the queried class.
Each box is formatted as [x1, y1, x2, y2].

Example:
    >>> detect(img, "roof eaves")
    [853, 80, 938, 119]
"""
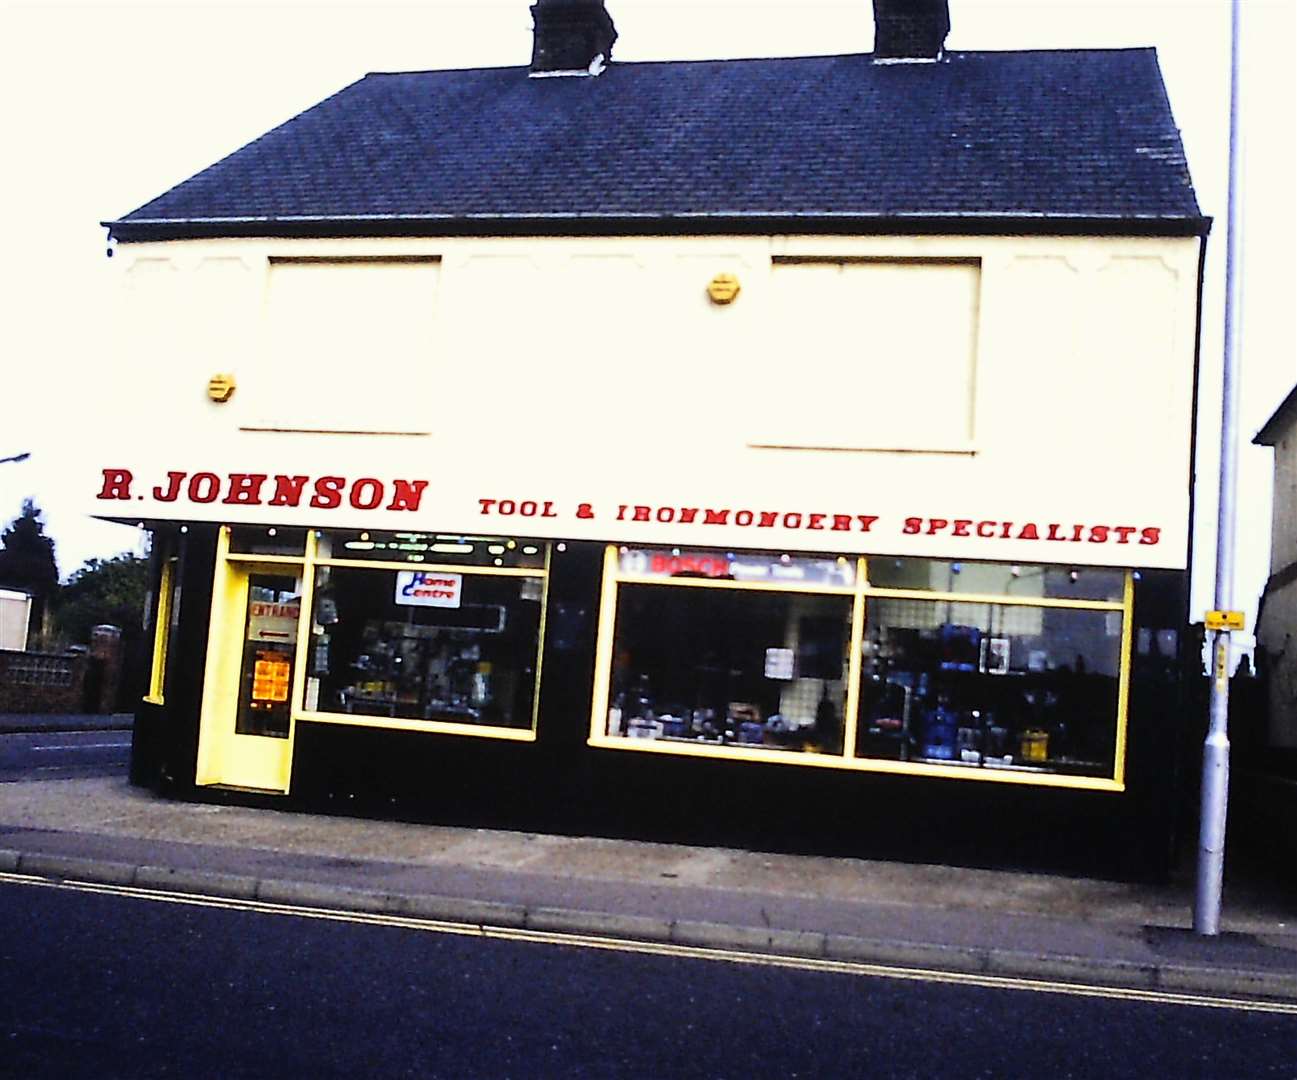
[104, 210, 1213, 243]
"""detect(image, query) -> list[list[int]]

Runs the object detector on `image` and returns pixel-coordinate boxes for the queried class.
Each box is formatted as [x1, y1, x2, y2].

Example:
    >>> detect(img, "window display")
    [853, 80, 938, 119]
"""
[855, 599, 1121, 777]
[305, 564, 544, 730]
[608, 583, 852, 754]
[598, 548, 857, 756]
[591, 545, 1132, 788]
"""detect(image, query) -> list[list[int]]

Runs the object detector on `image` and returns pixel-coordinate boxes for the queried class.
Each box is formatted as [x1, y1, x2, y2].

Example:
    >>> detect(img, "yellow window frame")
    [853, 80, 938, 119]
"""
[143, 553, 178, 706]
[238, 532, 555, 742]
[588, 544, 1134, 792]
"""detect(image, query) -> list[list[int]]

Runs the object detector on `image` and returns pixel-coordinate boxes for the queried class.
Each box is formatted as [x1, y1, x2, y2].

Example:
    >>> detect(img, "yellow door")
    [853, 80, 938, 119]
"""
[195, 554, 305, 793]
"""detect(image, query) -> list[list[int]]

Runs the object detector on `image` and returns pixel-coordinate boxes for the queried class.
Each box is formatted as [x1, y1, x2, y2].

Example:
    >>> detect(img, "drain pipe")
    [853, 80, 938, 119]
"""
[1194, 0, 1245, 937]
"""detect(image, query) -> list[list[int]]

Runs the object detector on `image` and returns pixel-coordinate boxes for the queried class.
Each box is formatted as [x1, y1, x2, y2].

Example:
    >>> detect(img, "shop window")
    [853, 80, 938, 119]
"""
[596, 548, 857, 756]
[592, 545, 1131, 789]
[856, 599, 1120, 778]
[608, 583, 852, 754]
[304, 564, 545, 731]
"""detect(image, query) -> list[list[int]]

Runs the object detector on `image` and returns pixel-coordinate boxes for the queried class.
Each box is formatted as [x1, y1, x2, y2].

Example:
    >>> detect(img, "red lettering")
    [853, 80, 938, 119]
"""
[678, 508, 699, 524]
[349, 478, 383, 511]
[734, 510, 754, 526]
[1113, 526, 1137, 544]
[1088, 526, 1110, 543]
[902, 517, 922, 535]
[952, 519, 972, 537]
[575, 503, 595, 519]
[977, 521, 996, 538]
[520, 500, 538, 516]
[1000, 522, 1014, 538]
[757, 511, 778, 528]
[222, 473, 267, 506]
[499, 500, 517, 515]
[832, 515, 853, 531]
[542, 501, 558, 518]
[387, 480, 427, 512]
[187, 472, 220, 504]
[782, 513, 803, 529]
[926, 518, 949, 535]
[1070, 524, 1085, 542]
[632, 505, 651, 522]
[657, 507, 676, 523]
[855, 515, 879, 533]
[153, 472, 185, 502]
[703, 509, 730, 525]
[1045, 523, 1066, 541]
[1017, 523, 1039, 540]
[97, 469, 133, 500]
[616, 505, 629, 521]
[478, 498, 497, 515]
[271, 475, 309, 507]
[807, 513, 826, 530]
[310, 476, 345, 510]
[1139, 527, 1161, 545]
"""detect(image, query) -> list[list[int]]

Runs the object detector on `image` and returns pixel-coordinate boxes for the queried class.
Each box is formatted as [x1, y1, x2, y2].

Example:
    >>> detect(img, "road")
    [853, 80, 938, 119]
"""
[0, 729, 131, 782]
[1, 877, 1292, 1079]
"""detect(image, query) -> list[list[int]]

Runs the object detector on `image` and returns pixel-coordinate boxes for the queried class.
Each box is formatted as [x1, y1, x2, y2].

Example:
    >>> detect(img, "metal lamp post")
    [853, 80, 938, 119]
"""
[1194, 0, 1245, 937]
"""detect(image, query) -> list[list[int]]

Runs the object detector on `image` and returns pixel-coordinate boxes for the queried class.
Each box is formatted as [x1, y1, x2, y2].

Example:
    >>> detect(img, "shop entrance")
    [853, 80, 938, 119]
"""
[196, 560, 304, 793]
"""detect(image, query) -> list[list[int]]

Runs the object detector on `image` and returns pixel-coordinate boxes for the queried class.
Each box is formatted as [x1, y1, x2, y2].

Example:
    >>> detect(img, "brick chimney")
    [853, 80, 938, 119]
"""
[530, 0, 618, 77]
[872, 0, 950, 62]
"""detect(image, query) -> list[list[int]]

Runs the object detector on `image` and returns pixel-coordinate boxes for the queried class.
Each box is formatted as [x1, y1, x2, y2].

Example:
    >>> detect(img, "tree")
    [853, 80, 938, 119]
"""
[55, 553, 150, 647]
[0, 499, 59, 638]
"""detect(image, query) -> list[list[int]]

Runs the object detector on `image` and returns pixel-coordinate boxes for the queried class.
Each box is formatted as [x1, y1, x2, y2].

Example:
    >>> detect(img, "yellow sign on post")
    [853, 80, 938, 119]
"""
[1205, 610, 1245, 631]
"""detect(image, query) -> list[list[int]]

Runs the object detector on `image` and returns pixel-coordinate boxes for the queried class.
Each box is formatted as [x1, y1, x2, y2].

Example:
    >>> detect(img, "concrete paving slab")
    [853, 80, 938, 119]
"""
[132, 865, 260, 900]
[19, 851, 138, 886]
[523, 907, 673, 942]
[822, 934, 988, 974]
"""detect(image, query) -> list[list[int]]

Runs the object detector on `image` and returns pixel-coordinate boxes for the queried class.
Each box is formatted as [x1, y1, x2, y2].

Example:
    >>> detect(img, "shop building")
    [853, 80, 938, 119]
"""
[96, 1, 1209, 875]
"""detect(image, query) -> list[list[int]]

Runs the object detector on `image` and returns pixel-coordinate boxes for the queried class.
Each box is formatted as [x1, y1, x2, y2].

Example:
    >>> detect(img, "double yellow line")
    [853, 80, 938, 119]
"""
[4, 870, 1294, 1016]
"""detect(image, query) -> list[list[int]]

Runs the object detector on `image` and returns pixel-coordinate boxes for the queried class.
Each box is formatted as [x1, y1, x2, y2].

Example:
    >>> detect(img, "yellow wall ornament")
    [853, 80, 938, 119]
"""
[707, 272, 741, 305]
[207, 374, 237, 402]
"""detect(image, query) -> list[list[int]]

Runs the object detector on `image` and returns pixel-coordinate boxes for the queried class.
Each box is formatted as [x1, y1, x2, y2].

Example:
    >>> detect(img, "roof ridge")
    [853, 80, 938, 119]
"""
[361, 46, 1160, 79]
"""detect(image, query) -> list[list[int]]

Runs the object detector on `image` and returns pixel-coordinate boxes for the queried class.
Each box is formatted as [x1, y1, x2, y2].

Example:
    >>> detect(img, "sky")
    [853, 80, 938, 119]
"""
[1, 0, 1293, 648]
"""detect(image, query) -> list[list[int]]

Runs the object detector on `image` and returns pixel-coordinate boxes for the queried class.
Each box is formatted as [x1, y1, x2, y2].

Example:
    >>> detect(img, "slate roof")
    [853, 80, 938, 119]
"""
[106, 48, 1206, 241]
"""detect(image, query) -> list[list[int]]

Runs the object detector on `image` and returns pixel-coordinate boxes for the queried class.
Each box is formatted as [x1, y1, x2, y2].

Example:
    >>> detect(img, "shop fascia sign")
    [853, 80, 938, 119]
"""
[92, 467, 1176, 566]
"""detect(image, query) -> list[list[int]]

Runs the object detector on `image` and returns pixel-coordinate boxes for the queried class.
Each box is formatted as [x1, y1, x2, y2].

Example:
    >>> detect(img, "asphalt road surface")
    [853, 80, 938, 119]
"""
[1, 877, 1293, 1079]
[0, 730, 131, 782]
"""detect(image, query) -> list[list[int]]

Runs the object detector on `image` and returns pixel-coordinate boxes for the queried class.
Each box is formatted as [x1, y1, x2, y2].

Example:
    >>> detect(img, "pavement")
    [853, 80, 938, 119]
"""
[1, 712, 1295, 1005]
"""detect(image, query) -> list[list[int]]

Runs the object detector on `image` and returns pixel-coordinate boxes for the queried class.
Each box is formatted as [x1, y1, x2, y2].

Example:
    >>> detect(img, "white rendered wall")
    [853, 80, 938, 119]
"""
[84, 233, 1202, 569]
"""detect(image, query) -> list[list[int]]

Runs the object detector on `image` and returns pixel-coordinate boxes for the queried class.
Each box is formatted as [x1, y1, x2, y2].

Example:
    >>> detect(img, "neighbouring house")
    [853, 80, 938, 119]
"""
[1254, 385, 1297, 753]
[0, 588, 31, 652]
[86, 0, 1209, 876]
